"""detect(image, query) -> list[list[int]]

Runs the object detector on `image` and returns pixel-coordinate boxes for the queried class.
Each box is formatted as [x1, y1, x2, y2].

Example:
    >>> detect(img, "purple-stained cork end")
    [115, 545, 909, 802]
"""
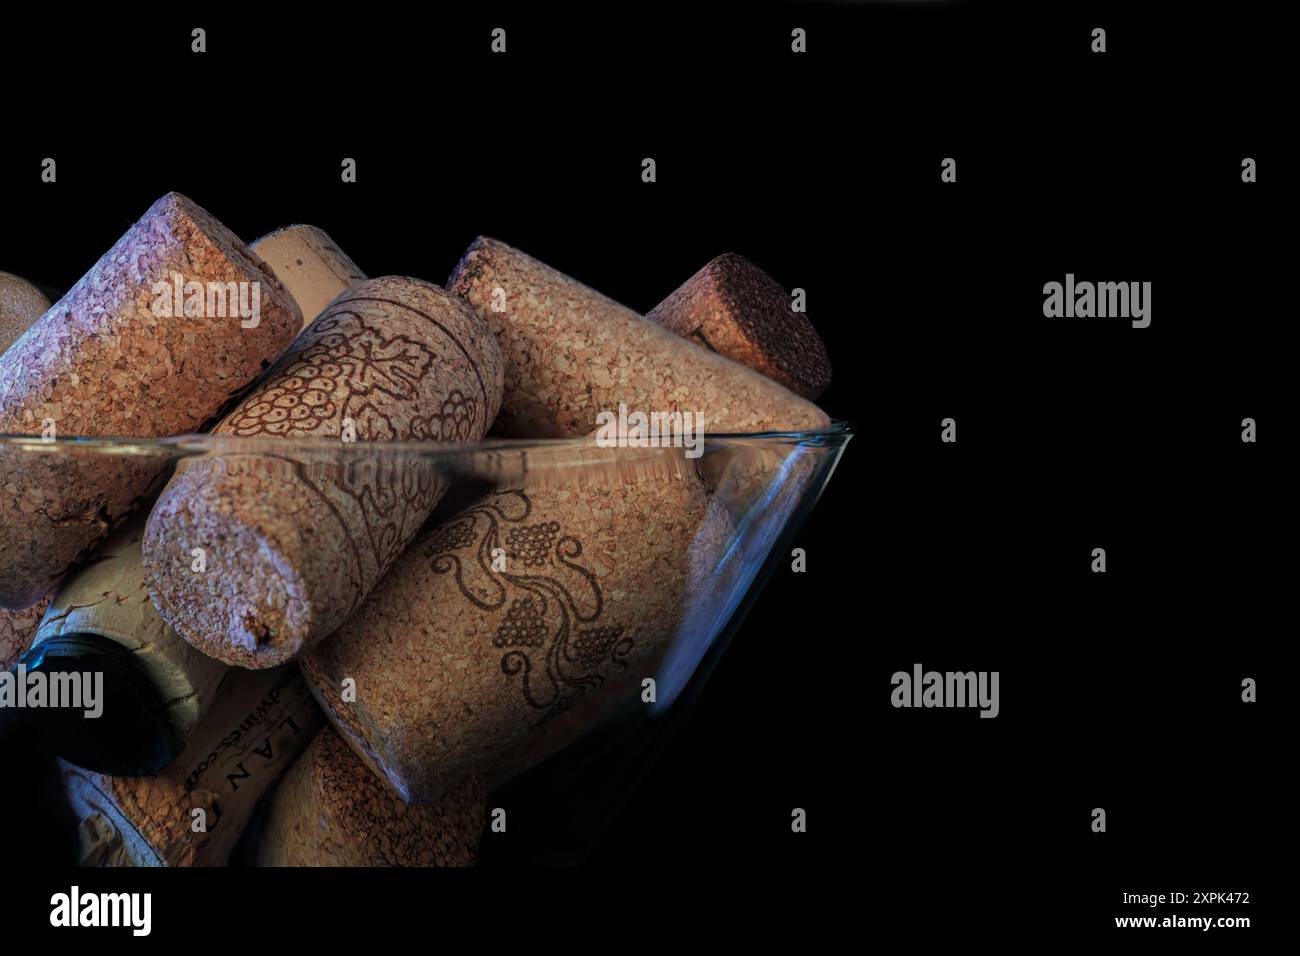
[647, 252, 832, 401]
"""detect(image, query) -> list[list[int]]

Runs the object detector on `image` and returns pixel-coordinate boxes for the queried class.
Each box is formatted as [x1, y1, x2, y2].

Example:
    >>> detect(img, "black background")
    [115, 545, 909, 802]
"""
[0, 0, 1283, 943]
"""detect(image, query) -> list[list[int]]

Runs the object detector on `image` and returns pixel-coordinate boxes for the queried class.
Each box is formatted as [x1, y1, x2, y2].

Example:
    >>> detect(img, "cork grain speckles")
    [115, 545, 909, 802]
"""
[0, 193, 300, 437]
[60, 666, 322, 867]
[1, 592, 51, 671]
[257, 728, 484, 867]
[446, 237, 829, 438]
[65, 767, 212, 867]
[144, 276, 506, 669]
[302, 448, 734, 804]
[0, 193, 301, 610]
[0, 271, 51, 354]
[646, 253, 832, 400]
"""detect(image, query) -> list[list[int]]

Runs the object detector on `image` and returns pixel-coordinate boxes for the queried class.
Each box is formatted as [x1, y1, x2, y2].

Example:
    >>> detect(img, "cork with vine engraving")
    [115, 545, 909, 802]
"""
[302, 447, 733, 804]
[144, 276, 504, 669]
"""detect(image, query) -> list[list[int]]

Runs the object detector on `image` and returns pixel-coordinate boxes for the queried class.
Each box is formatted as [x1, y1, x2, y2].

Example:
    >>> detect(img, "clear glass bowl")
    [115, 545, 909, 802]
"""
[1, 423, 850, 865]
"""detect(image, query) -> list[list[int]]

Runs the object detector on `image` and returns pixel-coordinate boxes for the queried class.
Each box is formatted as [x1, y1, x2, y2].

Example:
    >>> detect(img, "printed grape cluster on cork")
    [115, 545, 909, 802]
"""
[0, 191, 840, 868]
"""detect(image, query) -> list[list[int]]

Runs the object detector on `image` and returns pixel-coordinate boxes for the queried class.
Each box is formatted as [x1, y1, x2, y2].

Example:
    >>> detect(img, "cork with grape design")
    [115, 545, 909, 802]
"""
[144, 276, 504, 669]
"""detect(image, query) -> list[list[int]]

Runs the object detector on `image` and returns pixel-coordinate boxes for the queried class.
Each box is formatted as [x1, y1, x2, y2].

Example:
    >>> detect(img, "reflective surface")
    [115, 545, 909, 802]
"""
[2, 424, 849, 859]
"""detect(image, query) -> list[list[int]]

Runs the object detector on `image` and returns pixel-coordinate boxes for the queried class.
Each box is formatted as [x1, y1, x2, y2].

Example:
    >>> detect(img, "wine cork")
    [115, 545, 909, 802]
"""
[0, 193, 302, 610]
[27, 513, 229, 774]
[446, 237, 829, 438]
[256, 727, 484, 867]
[640, 255, 833, 516]
[144, 276, 505, 669]
[59, 665, 323, 866]
[646, 253, 832, 400]
[250, 225, 367, 329]
[1, 592, 51, 671]
[302, 446, 734, 804]
[0, 271, 51, 354]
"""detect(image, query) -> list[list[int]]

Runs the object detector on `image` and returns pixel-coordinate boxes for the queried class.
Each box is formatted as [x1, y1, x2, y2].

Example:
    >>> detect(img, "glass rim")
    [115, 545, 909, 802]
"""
[0, 420, 853, 457]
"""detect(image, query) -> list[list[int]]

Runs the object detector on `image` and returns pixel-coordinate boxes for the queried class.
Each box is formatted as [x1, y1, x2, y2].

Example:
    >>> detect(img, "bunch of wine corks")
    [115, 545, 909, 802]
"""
[4, 222, 360, 682]
[143, 276, 505, 669]
[9, 214, 836, 868]
[38, 225, 366, 687]
[447, 237, 828, 437]
[27, 513, 229, 771]
[250, 225, 367, 329]
[302, 446, 733, 804]
[60, 666, 322, 867]
[256, 727, 483, 867]
[0, 271, 51, 353]
[0, 193, 302, 610]
[647, 253, 831, 400]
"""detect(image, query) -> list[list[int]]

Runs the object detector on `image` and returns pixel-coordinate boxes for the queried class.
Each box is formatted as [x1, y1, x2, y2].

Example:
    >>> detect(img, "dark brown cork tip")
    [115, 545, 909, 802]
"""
[446, 237, 828, 437]
[646, 253, 832, 400]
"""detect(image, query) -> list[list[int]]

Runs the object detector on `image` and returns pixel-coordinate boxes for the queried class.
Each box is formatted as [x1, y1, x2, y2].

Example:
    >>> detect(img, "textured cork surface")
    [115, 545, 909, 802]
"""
[144, 276, 505, 668]
[446, 237, 829, 437]
[0, 193, 302, 609]
[257, 727, 483, 867]
[0, 271, 51, 354]
[302, 447, 733, 804]
[250, 225, 367, 329]
[33, 514, 229, 744]
[60, 666, 322, 867]
[646, 253, 832, 400]
[0, 591, 51, 671]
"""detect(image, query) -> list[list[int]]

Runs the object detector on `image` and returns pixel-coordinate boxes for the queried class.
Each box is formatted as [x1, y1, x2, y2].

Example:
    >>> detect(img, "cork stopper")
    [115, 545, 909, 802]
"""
[143, 276, 506, 668]
[646, 253, 832, 400]
[302, 446, 734, 804]
[250, 225, 367, 329]
[27, 513, 229, 773]
[59, 666, 323, 867]
[257, 727, 484, 867]
[0, 271, 51, 354]
[0, 193, 303, 610]
[639, 251, 835, 511]
[446, 236, 829, 438]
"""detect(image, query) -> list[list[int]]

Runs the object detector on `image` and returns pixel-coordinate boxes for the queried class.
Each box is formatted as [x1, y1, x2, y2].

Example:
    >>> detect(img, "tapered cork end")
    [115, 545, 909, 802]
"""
[144, 455, 338, 669]
[299, 651, 406, 799]
[0, 272, 51, 354]
[0, 192, 302, 439]
[144, 276, 506, 669]
[257, 727, 484, 867]
[447, 236, 829, 437]
[647, 253, 832, 400]
[250, 225, 367, 329]
[0, 193, 302, 610]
